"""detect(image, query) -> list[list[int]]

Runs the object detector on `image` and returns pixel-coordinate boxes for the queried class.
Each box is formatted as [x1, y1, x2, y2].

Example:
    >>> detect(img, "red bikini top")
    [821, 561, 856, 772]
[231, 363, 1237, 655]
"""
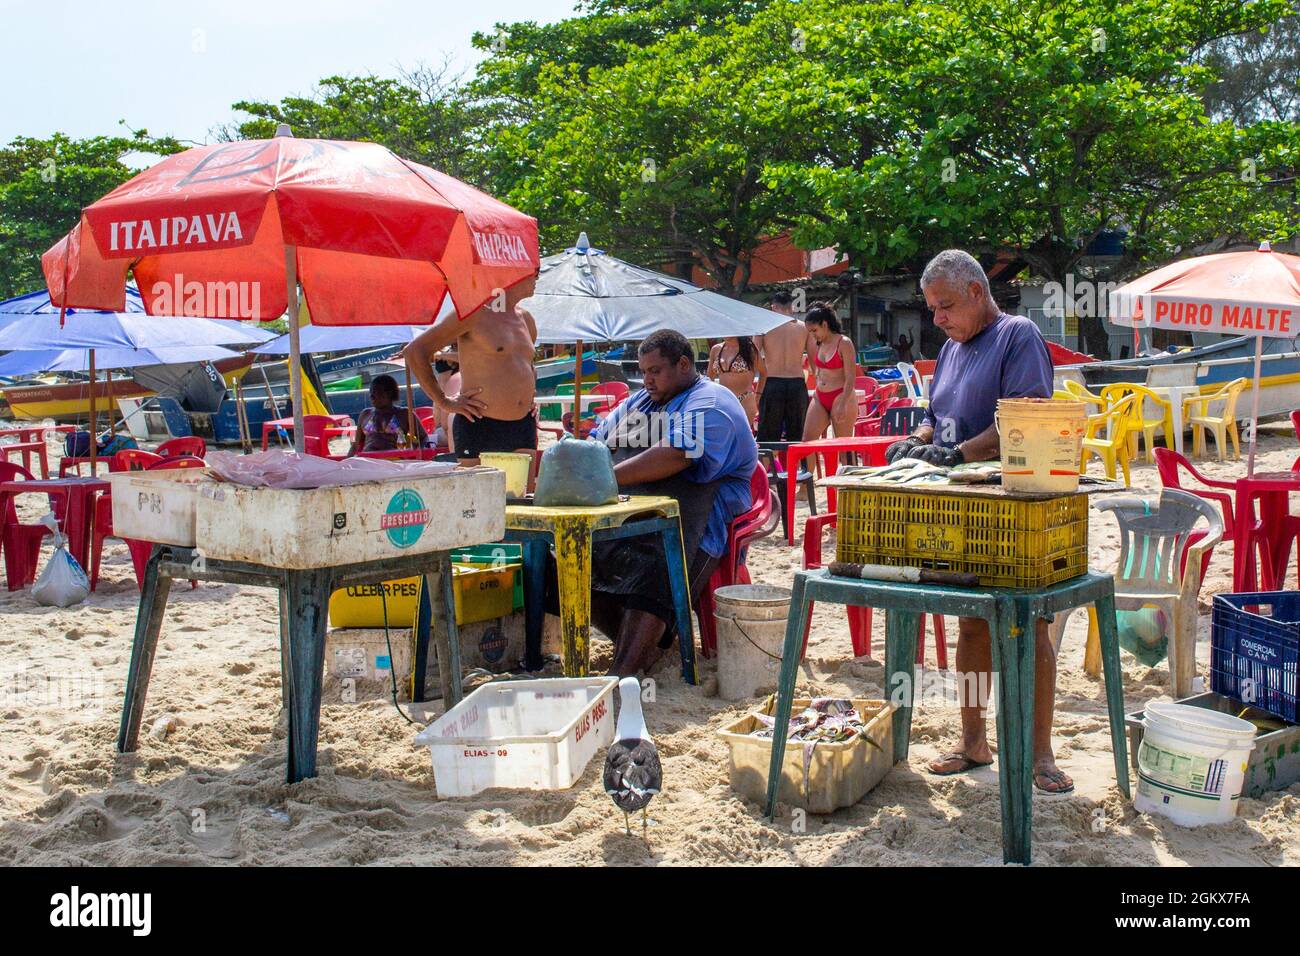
[814, 336, 845, 370]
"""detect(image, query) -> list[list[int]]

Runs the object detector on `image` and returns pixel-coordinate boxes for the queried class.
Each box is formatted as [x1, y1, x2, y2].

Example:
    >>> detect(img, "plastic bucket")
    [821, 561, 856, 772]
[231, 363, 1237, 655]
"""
[713, 585, 791, 701]
[1134, 701, 1257, 826]
[480, 452, 530, 496]
[994, 398, 1086, 493]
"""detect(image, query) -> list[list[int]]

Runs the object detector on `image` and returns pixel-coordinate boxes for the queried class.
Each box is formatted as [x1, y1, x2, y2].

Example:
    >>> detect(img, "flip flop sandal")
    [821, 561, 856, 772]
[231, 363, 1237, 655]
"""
[1033, 768, 1075, 794]
[928, 751, 994, 776]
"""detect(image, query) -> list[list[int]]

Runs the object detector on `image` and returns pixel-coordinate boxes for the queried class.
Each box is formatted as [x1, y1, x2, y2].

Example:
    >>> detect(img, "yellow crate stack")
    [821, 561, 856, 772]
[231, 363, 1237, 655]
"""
[835, 489, 1088, 589]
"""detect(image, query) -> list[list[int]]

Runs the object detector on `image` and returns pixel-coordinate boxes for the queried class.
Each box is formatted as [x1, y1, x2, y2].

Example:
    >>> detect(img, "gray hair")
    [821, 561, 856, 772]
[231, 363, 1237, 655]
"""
[920, 249, 991, 296]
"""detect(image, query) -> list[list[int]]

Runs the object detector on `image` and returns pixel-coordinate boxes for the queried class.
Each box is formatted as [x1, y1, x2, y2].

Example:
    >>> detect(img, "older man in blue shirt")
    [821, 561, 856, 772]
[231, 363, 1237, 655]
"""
[587, 329, 758, 675]
[884, 250, 1073, 793]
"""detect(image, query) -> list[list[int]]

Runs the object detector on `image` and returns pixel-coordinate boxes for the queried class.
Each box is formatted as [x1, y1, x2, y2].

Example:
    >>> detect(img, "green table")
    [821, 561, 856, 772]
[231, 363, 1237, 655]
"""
[763, 568, 1130, 864]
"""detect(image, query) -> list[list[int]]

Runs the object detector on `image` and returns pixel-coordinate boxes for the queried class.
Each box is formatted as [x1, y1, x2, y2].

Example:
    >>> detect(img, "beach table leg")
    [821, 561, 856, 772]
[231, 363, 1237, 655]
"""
[434, 554, 464, 708]
[884, 608, 921, 763]
[411, 579, 432, 703]
[277, 592, 292, 709]
[117, 546, 173, 753]
[1094, 587, 1131, 798]
[283, 568, 330, 783]
[660, 522, 697, 684]
[763, 571, 811, 819]
[520, 538, 549, 671]
[551, 517, 594, 677]
[990, 599, 1033, 865]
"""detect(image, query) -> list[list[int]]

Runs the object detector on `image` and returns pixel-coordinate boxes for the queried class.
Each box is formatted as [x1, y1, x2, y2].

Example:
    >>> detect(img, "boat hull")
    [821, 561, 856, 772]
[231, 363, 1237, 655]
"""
[2, 378, 154, 421]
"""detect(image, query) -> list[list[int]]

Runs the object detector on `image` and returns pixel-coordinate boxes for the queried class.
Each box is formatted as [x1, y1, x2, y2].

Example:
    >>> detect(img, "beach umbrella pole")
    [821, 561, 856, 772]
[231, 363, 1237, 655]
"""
[1247, 334, 1263, 477]
[88, 348, 97, 476]
[404, 364, 416, 448]
[573, 339, 584, 432]
[285, 245, 305, 454]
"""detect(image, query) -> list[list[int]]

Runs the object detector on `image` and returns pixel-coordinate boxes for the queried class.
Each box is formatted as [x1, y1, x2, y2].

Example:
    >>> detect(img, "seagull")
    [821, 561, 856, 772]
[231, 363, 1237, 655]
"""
[602, 676, 661, 836]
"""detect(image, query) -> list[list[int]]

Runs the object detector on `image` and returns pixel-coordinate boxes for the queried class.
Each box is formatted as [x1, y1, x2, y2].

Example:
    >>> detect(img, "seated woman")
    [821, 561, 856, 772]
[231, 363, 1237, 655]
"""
[707, 336, 766, 429]
[348, 374, 427, 456]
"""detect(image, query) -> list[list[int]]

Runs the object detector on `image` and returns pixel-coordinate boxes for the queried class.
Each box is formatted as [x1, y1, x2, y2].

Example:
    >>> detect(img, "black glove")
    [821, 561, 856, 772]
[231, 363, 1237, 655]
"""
[885, 436, 923, 463]
[905, 443, 965, 466]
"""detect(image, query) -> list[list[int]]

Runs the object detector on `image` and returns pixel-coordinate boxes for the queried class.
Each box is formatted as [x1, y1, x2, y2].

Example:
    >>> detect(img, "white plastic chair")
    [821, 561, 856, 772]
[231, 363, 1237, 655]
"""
[1049, 488, 1222, 697]
[896, 362, 924, 402]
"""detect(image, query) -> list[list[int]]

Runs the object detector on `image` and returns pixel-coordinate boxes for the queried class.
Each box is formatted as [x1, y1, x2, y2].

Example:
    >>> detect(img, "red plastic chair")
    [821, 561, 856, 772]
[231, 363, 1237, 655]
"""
[696, 465, 781, 658]
[112, 449, 163, 472]
[157, 436, 206, 458]
[1154, 447, 1239, 588]
[801, 512, 947, 666]
[413, 406, 438, 431]
[300, 414, 336, 457]
[0, 462, 53, 590]
[1292, 409, 1300, 444]
[590, 382, 630, 417]
[147, 456, 206, 470]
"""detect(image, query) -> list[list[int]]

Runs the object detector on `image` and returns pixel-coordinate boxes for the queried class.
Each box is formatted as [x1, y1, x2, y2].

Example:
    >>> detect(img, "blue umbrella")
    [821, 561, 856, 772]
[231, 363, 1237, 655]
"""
[0, 286, 275, 348]
[0, 345, 242, 376]
[250, 292, 455, 354]
[251, 324, 431, 355]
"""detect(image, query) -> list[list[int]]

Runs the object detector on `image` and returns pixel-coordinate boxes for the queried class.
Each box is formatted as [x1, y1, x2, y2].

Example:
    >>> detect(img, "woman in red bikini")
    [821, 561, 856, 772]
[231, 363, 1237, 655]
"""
[802, 303, 859, 440]
[707, 336, 766, 429]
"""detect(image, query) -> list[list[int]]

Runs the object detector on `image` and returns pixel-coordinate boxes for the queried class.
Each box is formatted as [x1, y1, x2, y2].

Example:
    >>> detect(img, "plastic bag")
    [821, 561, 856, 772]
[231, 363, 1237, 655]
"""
[205, 450, 455, 489]
[533, 436, 619, 507]
[32, 514, 90, 608]
[1115, 606, 1169, 667]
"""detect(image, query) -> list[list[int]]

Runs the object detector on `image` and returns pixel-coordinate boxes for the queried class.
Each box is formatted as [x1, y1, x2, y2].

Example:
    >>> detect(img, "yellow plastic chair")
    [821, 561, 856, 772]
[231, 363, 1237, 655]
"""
[1062, 378, 1108, 416]
[1183, 378, 1248, 460]
[1100, 382, 1174, 463]
[1080, 393, 1139, 485]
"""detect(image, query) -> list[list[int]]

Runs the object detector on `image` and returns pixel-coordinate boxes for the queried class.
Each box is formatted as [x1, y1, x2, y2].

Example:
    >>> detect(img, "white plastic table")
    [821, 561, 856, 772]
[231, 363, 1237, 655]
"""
[534, 394, 609, 411]
[1146, 385, 1200, 455]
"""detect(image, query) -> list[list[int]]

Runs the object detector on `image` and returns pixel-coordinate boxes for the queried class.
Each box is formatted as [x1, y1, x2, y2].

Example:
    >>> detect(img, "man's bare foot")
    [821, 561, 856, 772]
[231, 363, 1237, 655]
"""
[928, 746, 993, 775]
[1032, 761, 1074, 794]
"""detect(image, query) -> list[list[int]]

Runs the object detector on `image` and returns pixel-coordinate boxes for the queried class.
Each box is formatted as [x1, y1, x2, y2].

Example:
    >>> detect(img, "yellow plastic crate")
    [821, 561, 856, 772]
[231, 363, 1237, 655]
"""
[834, 488, 1088, 589]
[451, 563, 519, 625]
[328, 577, 422, 628]
[328, 563, 520, 628]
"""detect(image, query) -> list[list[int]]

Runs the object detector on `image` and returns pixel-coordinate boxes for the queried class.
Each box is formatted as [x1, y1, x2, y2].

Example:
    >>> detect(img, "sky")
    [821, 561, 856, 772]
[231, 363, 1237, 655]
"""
[2, 0, 581, 145]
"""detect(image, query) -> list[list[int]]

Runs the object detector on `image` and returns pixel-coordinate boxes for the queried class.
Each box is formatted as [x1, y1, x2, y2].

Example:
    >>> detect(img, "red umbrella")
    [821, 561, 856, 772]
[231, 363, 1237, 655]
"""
[42, 130, 538, 450]
[1109, 242, 1300, 473]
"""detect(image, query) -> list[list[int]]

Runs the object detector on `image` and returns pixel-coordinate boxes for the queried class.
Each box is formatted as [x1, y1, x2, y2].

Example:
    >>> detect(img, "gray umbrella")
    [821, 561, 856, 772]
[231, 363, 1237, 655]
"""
[525, 233, 793, 344]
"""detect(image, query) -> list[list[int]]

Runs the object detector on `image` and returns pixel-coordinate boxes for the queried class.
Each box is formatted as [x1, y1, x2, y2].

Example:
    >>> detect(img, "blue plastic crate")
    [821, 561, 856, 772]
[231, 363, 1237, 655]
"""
[1210, 592, 1300, 723]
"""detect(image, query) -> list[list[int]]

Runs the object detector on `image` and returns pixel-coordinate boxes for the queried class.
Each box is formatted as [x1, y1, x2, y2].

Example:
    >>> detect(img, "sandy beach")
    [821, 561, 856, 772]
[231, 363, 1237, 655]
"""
[2, 427, 1297, 866]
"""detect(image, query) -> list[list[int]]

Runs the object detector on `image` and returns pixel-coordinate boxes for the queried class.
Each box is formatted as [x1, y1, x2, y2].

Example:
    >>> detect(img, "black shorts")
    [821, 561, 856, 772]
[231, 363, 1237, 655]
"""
[452, 411, 538, 459]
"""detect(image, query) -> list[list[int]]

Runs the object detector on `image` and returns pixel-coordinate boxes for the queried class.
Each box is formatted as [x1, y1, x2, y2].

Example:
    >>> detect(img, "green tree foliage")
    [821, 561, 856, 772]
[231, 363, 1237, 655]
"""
[1201, 4, 1300, 123]
[220, 65, 497, 186]
[0, 131, 182, 301]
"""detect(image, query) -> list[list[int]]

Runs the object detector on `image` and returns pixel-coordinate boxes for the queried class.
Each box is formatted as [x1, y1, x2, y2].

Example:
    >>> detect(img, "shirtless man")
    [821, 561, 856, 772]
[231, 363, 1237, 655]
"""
[754, 290, 809, 443]
[405, 275, 538, 465]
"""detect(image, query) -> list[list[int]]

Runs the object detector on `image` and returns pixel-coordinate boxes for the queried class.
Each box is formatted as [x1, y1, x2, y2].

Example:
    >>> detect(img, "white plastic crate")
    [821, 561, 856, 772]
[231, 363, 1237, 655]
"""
[193, 468, 505, 568]
[414, 677, 617, 797]
[109, 468, 217, 546]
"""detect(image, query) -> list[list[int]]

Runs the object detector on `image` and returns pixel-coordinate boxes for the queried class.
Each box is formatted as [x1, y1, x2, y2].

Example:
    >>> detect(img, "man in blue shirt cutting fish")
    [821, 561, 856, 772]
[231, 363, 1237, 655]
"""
[884, 250, 1072, 793]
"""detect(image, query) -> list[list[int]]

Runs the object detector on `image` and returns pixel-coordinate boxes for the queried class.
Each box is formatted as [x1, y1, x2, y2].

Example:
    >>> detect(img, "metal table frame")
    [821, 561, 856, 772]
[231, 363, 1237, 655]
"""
[763, 568, 1131, 864]
[118, 545, 461, 783]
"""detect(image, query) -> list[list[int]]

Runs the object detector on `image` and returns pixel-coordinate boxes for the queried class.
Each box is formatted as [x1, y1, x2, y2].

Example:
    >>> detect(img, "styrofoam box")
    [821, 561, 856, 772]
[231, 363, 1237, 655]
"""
[414, 677, 618, 796]
[193, 468, 505, 569]
[109, 469, 219, 546]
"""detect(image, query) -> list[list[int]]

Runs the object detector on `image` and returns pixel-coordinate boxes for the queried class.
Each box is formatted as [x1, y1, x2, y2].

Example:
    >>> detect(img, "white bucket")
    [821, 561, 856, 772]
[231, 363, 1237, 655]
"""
[995, 398, 1086, 493]
[1134, 701, 1257, 826]
[713, 585, 791, 701]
